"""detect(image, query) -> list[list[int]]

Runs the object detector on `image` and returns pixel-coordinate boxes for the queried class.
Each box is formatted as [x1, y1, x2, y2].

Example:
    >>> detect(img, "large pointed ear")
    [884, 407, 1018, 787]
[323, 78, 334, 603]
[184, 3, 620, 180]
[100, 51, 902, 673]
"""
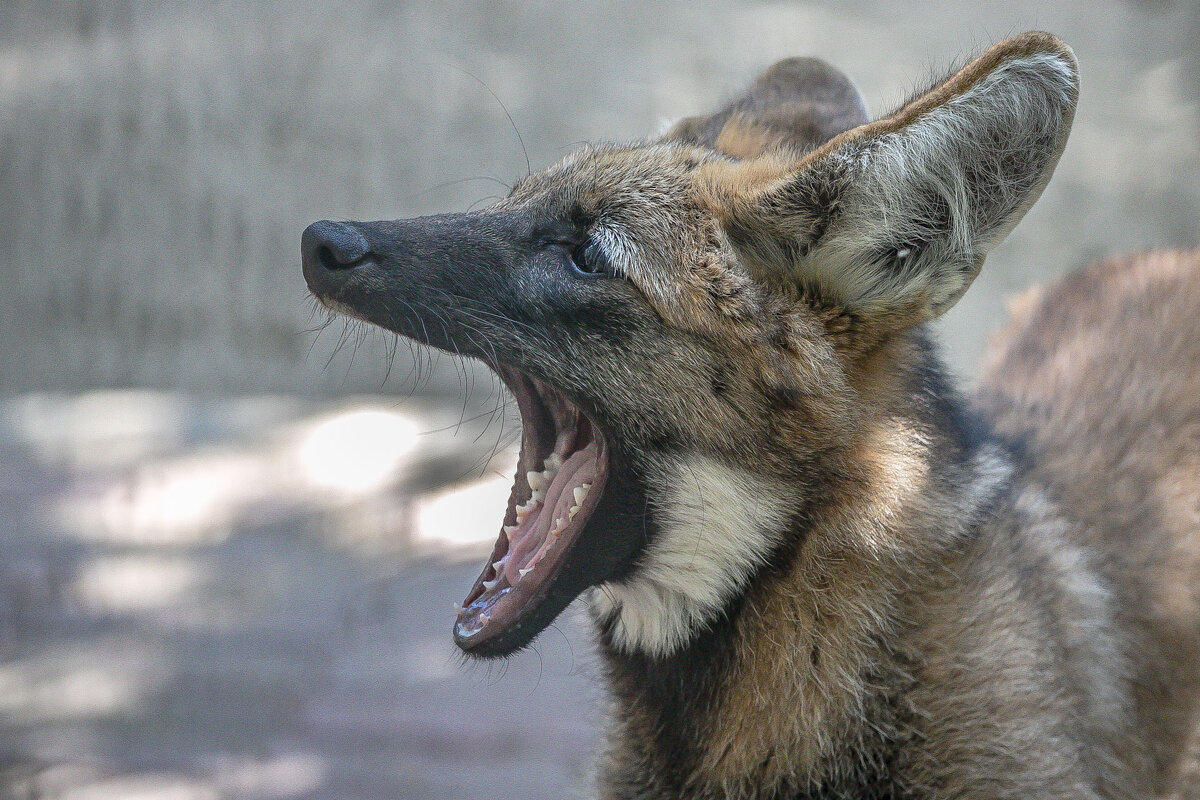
[664, 57, 870, 158]
[717, 32, 1079, 331]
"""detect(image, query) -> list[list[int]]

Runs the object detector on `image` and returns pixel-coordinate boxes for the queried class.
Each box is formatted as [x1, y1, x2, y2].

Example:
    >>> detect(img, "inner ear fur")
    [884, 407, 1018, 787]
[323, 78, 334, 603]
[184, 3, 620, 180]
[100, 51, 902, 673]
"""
[665, 57, 870, 159]
[718, 32, 1079, 331]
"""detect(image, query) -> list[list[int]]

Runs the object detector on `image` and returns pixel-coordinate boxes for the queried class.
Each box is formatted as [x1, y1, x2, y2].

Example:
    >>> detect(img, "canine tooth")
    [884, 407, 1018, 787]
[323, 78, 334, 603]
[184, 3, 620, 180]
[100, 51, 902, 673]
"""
[482, 579, 499, 591]
[519, 567, 533, 577]
[492, 559, 505, 573]
[527, 471, 545, 491]
[573, 486, 588, 506]
[568, 504, 580, 519]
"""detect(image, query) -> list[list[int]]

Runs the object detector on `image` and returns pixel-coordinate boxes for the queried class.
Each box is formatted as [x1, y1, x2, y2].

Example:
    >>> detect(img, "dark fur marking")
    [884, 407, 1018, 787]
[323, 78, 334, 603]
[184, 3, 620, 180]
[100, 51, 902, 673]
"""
[601, 587, 750, 794]
[760, 378, 802, 411]
[709, 363, 731, 396]
[910, 329, 991, 457]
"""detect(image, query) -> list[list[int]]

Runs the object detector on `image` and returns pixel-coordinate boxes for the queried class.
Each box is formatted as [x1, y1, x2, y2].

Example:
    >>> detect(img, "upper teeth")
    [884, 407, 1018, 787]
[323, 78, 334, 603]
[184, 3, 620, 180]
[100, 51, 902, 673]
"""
[524, 453, 574, 507]
[501, 460, 595, 582]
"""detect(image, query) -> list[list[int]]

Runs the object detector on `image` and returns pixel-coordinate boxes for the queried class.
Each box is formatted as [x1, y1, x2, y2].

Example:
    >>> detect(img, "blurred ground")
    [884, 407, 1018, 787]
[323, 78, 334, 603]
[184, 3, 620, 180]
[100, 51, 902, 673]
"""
[0, 1, 1198, 798]
[0, 392, 602, 800]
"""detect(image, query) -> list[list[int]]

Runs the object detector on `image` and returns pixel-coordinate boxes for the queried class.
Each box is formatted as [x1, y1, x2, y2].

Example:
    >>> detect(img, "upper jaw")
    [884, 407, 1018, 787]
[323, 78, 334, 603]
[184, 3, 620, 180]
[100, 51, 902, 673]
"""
[302, 212, 529, 359]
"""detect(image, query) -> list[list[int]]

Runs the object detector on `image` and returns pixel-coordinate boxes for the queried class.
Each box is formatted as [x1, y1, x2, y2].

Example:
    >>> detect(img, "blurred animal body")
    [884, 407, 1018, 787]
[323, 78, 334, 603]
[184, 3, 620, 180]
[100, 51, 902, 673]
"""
[302, 33, 1200, 799]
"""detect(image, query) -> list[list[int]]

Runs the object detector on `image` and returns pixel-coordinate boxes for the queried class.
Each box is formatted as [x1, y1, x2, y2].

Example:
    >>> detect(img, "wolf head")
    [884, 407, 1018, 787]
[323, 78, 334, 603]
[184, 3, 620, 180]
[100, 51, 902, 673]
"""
[302, 33, 1078, 659]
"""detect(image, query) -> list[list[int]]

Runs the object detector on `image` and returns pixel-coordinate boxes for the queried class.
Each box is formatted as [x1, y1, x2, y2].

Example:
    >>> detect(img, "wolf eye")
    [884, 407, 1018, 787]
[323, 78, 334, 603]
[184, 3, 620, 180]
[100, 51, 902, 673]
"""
[570, 240, 613, 277]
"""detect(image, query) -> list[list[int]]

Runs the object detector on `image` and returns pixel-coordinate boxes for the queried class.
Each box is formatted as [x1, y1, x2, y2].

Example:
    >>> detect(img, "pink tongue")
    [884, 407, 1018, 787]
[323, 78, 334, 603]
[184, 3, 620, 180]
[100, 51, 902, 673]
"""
[503, 442, 599, 584]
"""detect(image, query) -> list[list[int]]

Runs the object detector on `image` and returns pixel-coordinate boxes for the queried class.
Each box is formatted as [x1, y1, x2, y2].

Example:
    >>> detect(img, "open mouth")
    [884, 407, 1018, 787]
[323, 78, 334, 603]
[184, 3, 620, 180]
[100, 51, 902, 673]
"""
[453, 366, 609, 654]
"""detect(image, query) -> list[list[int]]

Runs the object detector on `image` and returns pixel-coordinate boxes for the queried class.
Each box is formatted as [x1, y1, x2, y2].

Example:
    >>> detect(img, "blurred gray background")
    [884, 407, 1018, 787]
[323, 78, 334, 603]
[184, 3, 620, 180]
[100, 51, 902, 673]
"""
[0, 1, 1197, 798]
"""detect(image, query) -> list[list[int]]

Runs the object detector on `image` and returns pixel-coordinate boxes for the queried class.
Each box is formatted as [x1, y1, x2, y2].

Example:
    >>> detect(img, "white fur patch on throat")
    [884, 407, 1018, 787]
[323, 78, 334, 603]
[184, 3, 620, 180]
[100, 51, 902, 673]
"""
[591, 455, 792, 658]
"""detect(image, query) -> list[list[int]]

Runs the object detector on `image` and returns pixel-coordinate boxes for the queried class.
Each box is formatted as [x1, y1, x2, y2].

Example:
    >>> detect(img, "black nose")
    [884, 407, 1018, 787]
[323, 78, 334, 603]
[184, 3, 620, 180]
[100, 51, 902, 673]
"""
[301, 220, 372, 272]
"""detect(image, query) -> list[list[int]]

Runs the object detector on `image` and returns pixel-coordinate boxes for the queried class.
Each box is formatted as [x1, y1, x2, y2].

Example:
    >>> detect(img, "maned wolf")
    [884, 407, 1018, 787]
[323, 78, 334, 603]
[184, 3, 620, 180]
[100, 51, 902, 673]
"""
[302, 32, 1200, 799]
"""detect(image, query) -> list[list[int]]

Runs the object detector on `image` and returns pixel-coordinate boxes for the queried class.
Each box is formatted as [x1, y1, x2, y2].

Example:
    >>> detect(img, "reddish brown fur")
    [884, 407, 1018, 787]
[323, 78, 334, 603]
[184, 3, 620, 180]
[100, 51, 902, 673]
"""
[978, 250, 1200, 797]
[589, 37, 1195, 800]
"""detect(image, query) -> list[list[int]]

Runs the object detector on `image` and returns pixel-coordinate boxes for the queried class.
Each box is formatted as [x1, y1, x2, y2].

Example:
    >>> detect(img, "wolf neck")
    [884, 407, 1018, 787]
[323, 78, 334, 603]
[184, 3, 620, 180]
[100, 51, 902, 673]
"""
[591, 348, 1011, 798]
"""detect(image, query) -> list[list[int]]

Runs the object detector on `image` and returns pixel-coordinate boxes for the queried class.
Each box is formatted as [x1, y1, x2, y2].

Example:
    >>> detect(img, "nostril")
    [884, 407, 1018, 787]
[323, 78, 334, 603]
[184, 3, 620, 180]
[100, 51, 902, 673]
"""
[316, 244, 340, 272]
[302, 220, 373, 272]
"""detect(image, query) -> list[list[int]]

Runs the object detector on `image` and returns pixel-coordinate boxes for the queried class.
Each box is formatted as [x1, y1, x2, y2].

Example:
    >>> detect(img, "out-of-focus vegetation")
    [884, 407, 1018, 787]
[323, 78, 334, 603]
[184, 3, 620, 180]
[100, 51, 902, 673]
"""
[2, 1, 1198, 394]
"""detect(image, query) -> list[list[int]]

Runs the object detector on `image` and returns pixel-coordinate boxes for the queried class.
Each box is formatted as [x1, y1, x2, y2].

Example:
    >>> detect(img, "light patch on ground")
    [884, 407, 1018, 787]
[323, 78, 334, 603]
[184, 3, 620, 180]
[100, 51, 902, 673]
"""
[295, 408, 417, 497]
[207, 753, 328, 798]
[74, 555, 206, 614]
[58, 773, 219, 800]
[1, 391, 186, 472]
[0, 655, 165, 722]
[36, 398, 430, 546]
[413, 466, 517, 549]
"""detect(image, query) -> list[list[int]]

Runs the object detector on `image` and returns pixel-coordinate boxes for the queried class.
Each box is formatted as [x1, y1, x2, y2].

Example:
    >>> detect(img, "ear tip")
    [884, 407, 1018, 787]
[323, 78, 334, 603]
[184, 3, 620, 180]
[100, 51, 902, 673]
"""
[762, 56, 847, 80]
[758, 56, 871, 127]
[995, 31, 1080, 86]
[761, 56, 867, 99]
[995, 30, 1072, 54]
[959, 32, 1078, 125]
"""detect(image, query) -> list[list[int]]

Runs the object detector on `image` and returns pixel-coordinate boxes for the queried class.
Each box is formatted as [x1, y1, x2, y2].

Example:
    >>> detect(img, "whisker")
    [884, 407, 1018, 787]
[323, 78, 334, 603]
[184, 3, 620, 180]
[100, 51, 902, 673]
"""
[445, 64, 531, 178]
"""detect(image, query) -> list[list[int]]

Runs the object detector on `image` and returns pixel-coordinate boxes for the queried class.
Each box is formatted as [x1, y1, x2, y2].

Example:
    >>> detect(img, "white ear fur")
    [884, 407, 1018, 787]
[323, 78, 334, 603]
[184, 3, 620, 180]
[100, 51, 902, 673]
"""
[749, 34, 1079, 324]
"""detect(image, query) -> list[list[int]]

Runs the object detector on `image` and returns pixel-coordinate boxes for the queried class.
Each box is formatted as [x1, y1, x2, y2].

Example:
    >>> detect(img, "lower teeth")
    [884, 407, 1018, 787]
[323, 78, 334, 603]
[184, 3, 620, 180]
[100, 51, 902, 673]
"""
[486, 458, 594, 594]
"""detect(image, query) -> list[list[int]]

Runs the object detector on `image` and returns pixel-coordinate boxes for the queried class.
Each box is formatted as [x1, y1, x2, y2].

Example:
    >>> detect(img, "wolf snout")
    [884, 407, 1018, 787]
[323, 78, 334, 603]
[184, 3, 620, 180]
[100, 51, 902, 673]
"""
[301, 219, 378, 298]
[302, 220, 373, 273]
